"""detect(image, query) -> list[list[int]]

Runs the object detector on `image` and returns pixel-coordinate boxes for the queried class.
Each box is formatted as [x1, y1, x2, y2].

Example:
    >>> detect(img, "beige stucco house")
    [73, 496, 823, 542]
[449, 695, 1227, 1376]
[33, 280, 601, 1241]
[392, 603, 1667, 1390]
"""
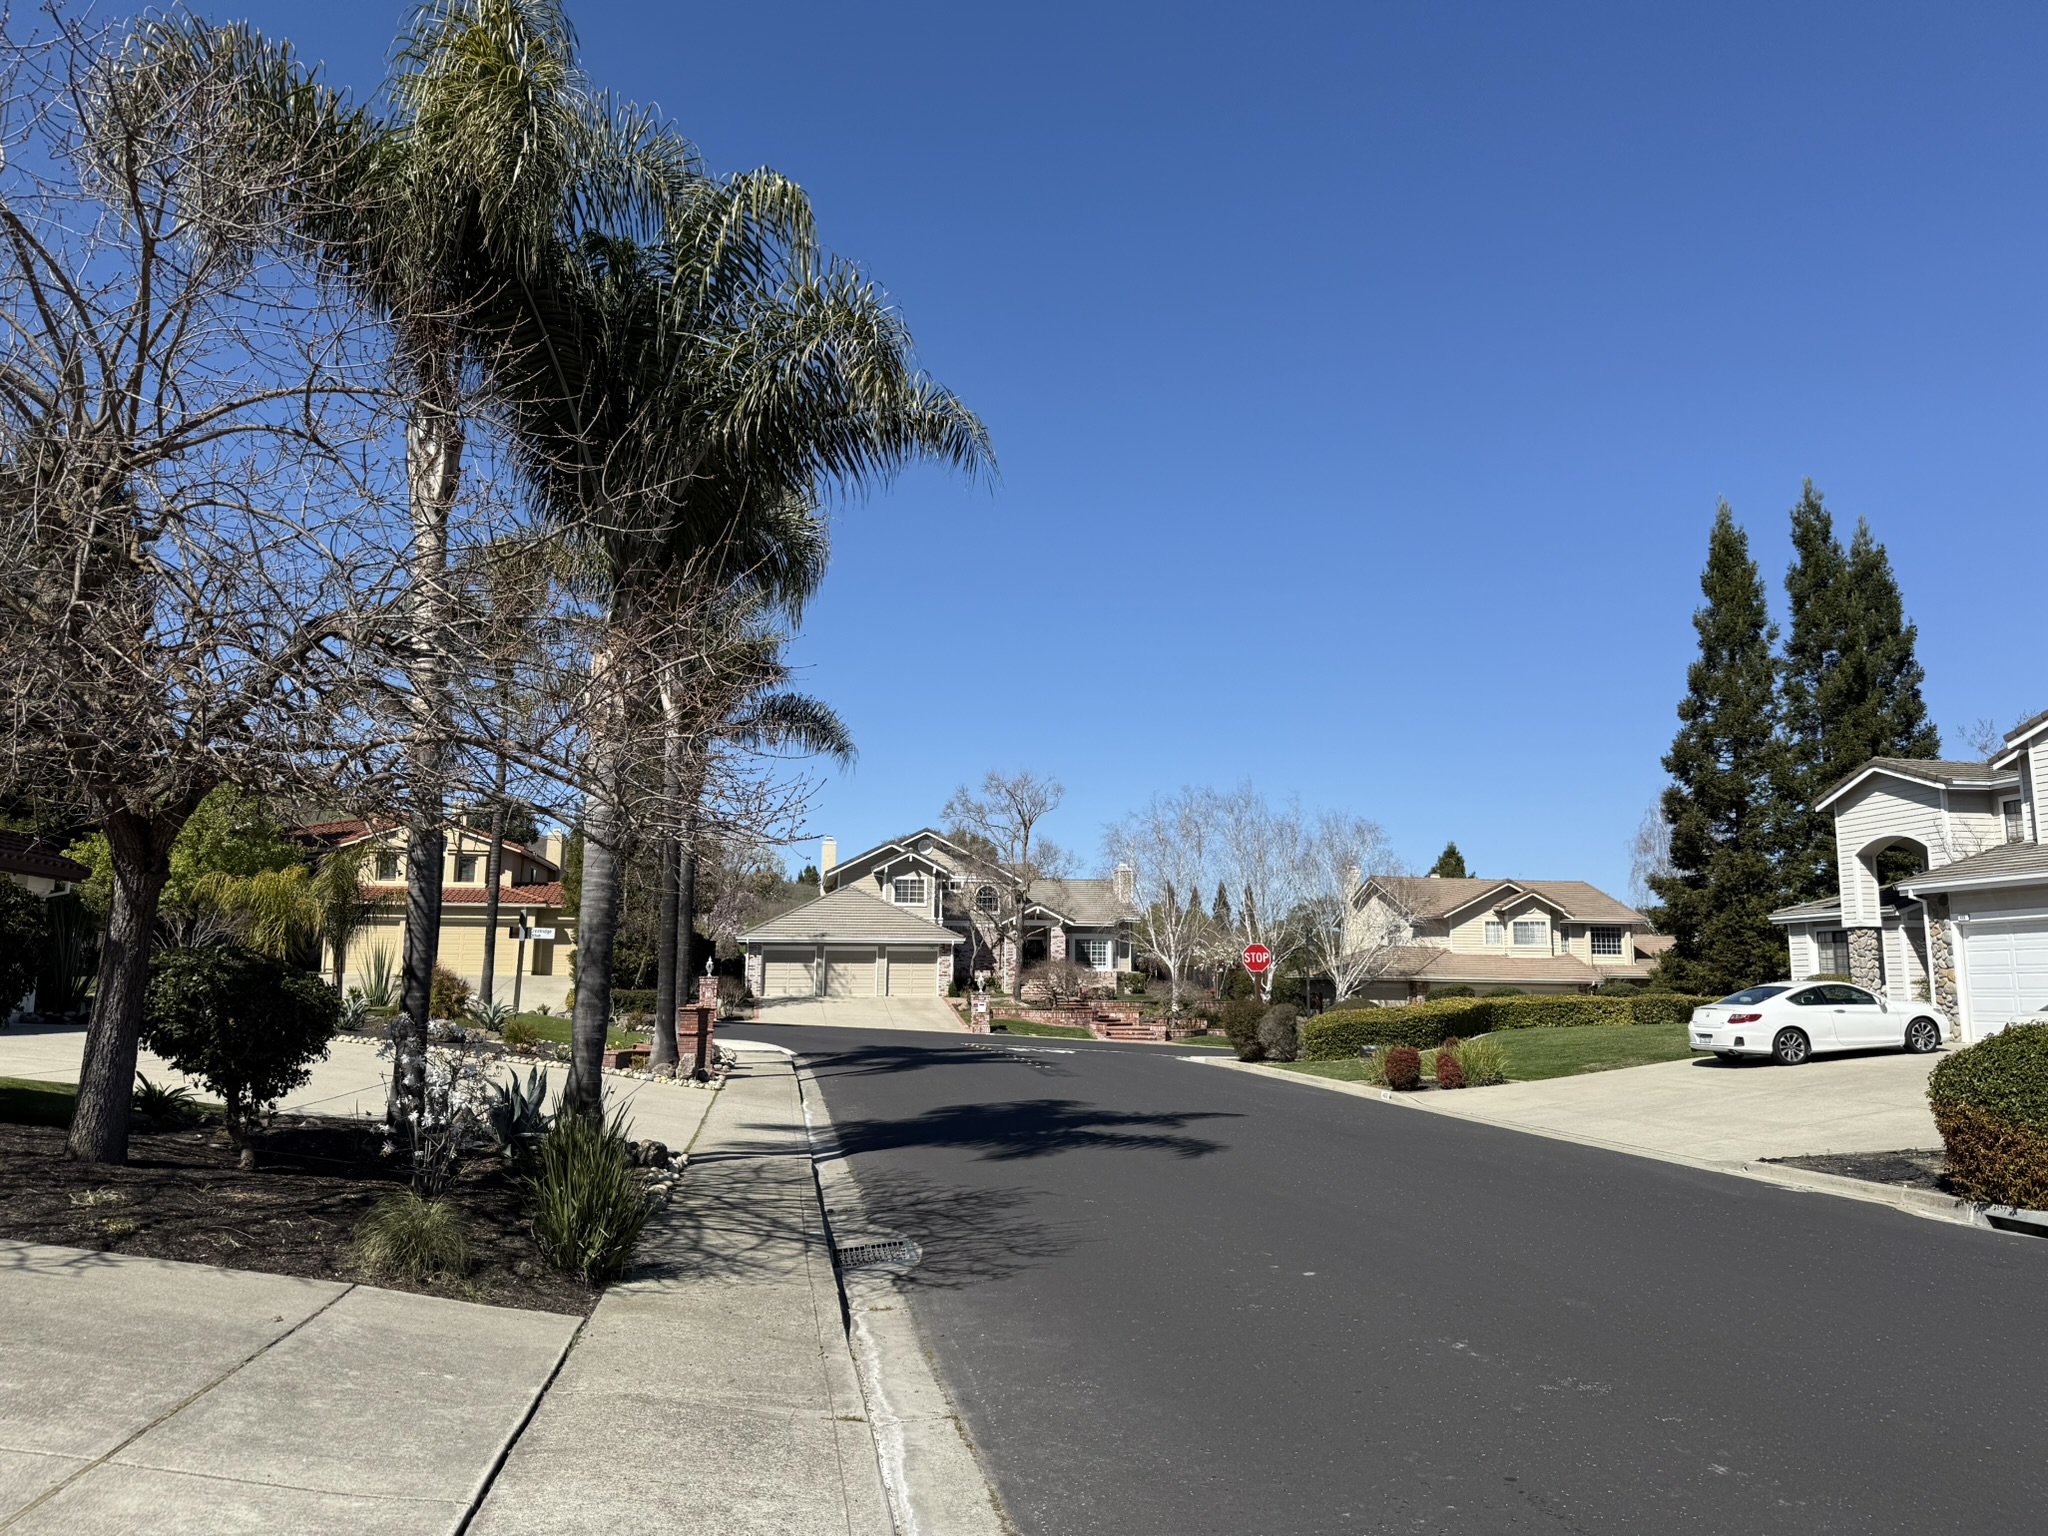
[1344, 874, 1659, 1001]
[1769, 710, 2048, 1041]
[298, 820, 576, 1009]
[740, 830, 1137, 999]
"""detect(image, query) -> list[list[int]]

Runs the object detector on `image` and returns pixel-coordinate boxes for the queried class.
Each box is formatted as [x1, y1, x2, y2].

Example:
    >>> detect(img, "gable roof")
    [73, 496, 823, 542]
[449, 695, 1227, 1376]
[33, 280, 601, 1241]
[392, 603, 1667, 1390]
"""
[1993, 707, 2048, 766]
[1368, 876, 1644, 926]
[1815, 757, 2017, 811]
[0, 831, 88, 885]
[826, 829, 972, 887]
[1898, 841, 2048, 896]
[739, 885, 963, 946]
[1026, 877, 1133, 928]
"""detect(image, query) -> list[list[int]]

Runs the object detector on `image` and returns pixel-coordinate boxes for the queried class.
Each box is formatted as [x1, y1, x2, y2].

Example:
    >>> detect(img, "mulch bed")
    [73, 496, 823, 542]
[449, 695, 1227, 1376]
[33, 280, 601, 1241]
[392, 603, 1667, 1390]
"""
[1763, 1148, 1951, 1194]
[0, 1116, 598, 1316]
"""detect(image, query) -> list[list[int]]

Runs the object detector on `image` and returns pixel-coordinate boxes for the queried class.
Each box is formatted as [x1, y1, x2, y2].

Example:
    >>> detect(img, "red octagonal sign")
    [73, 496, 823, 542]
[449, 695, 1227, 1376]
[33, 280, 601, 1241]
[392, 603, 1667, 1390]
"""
[1242, 943, 1273, 974]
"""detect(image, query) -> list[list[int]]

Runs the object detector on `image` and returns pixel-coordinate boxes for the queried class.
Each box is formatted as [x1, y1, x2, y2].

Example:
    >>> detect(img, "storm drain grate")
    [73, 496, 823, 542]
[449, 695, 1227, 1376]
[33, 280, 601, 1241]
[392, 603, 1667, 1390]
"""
[834, 1238, 922, 1270]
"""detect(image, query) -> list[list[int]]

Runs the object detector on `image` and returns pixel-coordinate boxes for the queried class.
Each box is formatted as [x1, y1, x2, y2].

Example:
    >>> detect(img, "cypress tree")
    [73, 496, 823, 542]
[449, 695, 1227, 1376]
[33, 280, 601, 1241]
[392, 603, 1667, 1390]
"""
[1780, 482, 1939, 898]
[1428, 842, 1469, 879]
[1212, 881, 1231, 931]
[1650, 503, 1788, 994]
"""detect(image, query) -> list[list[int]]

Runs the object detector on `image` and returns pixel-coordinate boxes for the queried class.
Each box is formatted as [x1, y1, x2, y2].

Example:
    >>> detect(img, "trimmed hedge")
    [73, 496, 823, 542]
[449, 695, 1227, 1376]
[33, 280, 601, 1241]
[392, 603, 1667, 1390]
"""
[1927, 1025, 2048, 1207]
[1301, 993, 1721, 1060]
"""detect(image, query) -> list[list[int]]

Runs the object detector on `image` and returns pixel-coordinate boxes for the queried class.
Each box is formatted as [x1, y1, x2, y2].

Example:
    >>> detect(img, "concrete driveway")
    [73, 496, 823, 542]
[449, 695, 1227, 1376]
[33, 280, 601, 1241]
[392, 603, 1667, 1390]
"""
[749, 996, 962, 1032]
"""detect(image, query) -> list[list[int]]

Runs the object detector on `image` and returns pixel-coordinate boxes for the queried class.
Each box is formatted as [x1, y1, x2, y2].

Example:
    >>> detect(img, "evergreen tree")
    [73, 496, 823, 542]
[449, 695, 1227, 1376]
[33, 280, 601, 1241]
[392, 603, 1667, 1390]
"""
[1427, 842, 1469, 879]
[1212, 881, 1232, 930]
[1779, 482, 1940, 898]
[1650, 504, 1788, 994]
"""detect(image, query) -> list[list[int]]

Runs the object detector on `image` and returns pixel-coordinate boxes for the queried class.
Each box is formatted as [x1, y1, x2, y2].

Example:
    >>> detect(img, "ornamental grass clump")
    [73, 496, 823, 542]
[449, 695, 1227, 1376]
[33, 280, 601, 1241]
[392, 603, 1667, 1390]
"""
[530, 1108, 650, 1285]
[1927, 1024, 2048, 1208]
[1454, 1036, 1509, 1087]
[353, 1189, 472, 1282]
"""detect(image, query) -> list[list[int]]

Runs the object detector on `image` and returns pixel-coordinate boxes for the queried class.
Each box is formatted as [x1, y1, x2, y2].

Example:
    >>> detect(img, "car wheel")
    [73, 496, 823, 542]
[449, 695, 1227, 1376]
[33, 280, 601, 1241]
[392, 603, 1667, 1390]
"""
[1904, 1017, 1941, 1054]
[1771, 1028, 1810, 1066]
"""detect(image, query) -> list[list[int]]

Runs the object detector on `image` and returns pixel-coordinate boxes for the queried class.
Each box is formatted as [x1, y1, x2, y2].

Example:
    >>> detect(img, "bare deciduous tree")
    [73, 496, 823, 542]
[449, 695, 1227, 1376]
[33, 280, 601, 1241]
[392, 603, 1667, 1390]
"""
[1300, 811, 1405, 1004]
[1207, 784, 1310, 1001]
[1106, 790, 1215, 1016]
[943, 770, 1065, 995]
[1628, 800, 1673, 914]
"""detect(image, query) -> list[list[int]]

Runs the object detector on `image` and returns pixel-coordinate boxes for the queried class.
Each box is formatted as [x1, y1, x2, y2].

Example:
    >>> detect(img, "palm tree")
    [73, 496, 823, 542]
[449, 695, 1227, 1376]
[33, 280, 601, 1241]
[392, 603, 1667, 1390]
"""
[502, 223, 989, 1115]
[137, 2, 702, 1121]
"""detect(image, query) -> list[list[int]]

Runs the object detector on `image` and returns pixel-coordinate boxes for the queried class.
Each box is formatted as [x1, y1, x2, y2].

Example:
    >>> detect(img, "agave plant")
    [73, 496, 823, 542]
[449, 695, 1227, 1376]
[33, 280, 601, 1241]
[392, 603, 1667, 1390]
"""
[361, 944, 398, 1009]
[467, 998, 513, 1033]
[132, 1072, 199, 1127]
[486, 1065, 552, 1165]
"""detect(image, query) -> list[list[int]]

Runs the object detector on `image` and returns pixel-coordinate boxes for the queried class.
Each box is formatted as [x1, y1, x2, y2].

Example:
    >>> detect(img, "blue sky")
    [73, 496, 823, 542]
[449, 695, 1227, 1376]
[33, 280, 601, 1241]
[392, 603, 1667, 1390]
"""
[241, 1, 2048, 896]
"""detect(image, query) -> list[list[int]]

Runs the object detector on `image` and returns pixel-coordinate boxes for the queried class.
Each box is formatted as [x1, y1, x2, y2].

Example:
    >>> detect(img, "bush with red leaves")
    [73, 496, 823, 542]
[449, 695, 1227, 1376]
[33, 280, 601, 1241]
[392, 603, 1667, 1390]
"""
[1435, 1052, 1466, 1090]
[1384, 1045, 1421, 1091]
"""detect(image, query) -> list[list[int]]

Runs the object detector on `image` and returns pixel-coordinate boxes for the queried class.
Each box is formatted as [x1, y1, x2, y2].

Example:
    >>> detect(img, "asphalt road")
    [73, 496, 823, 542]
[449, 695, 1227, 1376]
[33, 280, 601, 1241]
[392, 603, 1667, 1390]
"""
[745, 1024, 2048, 1536]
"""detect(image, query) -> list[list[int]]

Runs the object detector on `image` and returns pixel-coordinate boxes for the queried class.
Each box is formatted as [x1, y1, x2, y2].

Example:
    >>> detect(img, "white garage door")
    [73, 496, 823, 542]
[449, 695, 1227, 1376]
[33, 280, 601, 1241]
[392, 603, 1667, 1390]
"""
[1962, 918, 2048, 1038]
[886, 946, 937, 997]
[762, 946, 817, 998]
[825, 947, 876, 997]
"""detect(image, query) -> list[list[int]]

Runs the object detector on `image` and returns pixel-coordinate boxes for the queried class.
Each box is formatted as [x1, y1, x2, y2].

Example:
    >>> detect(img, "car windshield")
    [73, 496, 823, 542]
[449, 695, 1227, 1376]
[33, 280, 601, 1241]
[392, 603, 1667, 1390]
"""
[1717, 986, 1791, 1006]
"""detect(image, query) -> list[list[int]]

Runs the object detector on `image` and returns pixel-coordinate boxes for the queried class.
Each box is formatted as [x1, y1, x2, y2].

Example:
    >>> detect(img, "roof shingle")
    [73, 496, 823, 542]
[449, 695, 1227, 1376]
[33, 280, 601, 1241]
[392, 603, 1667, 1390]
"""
[740, 886, 963, 945]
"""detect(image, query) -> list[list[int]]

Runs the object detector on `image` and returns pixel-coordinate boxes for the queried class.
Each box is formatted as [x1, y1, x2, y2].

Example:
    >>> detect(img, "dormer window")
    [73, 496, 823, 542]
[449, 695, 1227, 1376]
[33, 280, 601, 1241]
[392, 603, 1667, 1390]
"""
[1484, 920, 1503, 945]
[2005, 798, 2027, 844]
[1512, 920, 1544, 947]
[892, 875, 926, 905]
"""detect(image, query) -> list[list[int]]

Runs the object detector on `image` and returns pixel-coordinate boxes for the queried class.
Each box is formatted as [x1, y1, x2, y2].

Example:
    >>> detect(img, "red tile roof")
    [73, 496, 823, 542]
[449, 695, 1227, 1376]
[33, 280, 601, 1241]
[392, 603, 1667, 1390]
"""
[361, 882, 565, 906]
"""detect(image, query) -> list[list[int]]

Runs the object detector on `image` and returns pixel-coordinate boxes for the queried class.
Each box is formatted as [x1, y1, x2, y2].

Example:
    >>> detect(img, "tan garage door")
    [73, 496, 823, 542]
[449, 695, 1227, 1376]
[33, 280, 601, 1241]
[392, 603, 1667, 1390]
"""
[762, 946, 817, 998]
[886, 946, 937, 996]
[825, 947, 876, 997]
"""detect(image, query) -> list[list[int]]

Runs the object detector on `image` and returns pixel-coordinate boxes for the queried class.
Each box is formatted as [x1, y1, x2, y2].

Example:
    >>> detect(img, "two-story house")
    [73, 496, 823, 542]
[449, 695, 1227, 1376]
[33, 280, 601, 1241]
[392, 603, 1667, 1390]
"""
[297, 820, 575, 1009]
[1769, 709, 2048, 1041]
[1343, 875, 1660, 1002]
[739, 830, 1136, 999]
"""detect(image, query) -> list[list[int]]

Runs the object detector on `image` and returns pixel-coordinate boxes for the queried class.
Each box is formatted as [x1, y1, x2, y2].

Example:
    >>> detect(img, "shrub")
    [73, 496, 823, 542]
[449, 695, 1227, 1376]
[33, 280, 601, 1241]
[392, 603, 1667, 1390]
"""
[360, 944, 398, 1008]
[1432, 984, 1476, 998]
[1435, 1051, 1467, 1089]
[1383, 1045, 1421, 1091]
[530, 1108, 651, 1285]
[131, 1072, 200, 1127]
[1301, 999, 1492, 1058]
[142, 946, 339, 1152]
[1486, 996, 1633, 1030]
[1455, 1037, 1508, 1087]
[1927, 1024, 2048, 1205]
[487, 1065, 551, 1166]
[1627, 994, 1720, 1030]
[1593, 980, 1643, 997]
[1222, 997, 1266, 1061]
[609, 988, 658, 1014]
[1257, 1004, 1299, 1063]
[1482, 987, 1526, 997]
[0, 879, 48, 1018]
[353, 1189, 472, 1282]
[429, 965, 471, 1020]
[501, 1016, 540, 1051]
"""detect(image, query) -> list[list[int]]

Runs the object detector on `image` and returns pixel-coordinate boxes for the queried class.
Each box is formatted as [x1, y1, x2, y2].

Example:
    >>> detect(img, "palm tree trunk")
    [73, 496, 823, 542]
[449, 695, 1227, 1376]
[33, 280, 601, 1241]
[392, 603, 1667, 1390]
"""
[564, 637, 630, 1119]
[393, 373, 464, 1124]
[478, 749, 509, 1008]
[68, 804, 190, 1164]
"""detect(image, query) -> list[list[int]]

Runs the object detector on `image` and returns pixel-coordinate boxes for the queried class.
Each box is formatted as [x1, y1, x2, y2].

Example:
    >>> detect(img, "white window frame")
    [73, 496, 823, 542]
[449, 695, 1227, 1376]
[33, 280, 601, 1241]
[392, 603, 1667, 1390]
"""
[1589, 926, 1623, 957]
[891, 875, 926, 905]
[456, 854, 479, 883]
[1512, 919, 1544, 947]
[375, 851, 400, 882]
[976, 885, 999, 915]
[2005, 798, 2026, 844]
[1076, 938, 1111, 970]
[1484, 920, 1503, 945]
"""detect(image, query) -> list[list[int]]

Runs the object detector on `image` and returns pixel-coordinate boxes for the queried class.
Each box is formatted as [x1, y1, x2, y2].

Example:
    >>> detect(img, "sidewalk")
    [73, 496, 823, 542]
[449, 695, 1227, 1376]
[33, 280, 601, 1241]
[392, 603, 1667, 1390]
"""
[0, 1042, 897, 1534]
[468, 1050, 892, 1535]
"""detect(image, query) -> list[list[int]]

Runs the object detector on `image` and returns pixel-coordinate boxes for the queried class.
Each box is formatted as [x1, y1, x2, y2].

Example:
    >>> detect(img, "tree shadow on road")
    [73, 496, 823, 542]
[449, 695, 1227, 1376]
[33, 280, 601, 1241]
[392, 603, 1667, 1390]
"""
[789, 1040, 1069, 1084]
[834, 1167, 1083, 1289]
[822, 1098, 1238, 1162]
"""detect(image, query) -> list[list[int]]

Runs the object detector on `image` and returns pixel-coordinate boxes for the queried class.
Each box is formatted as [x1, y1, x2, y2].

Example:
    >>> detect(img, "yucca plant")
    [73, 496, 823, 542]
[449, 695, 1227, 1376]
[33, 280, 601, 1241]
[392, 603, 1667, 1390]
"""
[529, 1106, 649, 1285]
[354, 1188, 473, 1282]
[361, 944, 398, 1009]
[131, 1072, 199, 1127]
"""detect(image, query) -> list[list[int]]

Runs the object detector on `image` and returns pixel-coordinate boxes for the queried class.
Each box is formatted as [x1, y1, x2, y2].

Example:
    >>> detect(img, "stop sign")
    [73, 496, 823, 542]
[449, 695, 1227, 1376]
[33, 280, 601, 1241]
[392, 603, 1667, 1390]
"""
[1242, 943, 1273, 974]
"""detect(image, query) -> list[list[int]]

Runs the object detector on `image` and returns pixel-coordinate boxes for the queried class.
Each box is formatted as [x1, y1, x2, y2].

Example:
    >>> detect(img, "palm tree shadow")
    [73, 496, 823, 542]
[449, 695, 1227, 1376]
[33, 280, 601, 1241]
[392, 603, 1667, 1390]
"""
[834, 1168, 1082, 1290]
[821, 1098, 1238, 1162]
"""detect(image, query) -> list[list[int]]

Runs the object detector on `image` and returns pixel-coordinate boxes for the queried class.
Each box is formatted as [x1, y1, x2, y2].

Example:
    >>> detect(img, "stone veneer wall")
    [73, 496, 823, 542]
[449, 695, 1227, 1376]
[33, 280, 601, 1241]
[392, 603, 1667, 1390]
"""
[1848, 927, 1884, 992]
[745, 950, 764, 998]
[1927, 917, 1960, 1039]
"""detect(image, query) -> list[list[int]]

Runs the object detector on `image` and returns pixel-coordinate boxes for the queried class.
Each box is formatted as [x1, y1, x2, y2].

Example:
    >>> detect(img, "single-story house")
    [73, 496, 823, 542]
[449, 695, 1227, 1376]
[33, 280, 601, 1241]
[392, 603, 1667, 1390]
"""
[1344, 874, 1660, 1002]
[1, 832, 88, 1021]
[297, 819, 576, 1010]
[741, 830, 1137, 997]
[1770, 711, 2048, 1041]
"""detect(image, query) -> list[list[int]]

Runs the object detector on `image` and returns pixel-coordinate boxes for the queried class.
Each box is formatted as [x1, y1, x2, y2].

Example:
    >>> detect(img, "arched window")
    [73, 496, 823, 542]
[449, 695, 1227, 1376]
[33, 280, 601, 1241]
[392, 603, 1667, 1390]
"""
[976, 885, 999, 915]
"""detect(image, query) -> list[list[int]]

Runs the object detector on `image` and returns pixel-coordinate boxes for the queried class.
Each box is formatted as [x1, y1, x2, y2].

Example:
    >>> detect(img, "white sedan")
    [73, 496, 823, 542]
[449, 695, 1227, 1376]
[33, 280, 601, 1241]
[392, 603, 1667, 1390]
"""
[1689, 982, 1947, 1065]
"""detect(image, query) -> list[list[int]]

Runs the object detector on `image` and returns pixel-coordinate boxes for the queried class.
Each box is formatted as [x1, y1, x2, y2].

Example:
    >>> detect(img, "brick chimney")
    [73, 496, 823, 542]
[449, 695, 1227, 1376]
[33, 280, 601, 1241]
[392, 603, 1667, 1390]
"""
[1113, 862, 1134, 906]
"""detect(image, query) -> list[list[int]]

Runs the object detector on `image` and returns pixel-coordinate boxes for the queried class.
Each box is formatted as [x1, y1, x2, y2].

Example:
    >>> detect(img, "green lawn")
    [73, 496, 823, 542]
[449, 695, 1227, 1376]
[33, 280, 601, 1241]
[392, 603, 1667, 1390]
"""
[506, 1013, 635, 1049]
[0, 1076, 77, 1127]
[1271, 1024, 1696, 1086]
[991, 1020, 1095, 1039]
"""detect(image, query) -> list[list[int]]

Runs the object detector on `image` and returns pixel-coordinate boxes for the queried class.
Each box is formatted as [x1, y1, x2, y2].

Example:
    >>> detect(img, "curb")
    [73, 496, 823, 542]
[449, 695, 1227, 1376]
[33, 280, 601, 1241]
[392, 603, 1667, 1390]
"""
[790, 1058, 1014, 1536]
[1195, 1056, 1984, 1230]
